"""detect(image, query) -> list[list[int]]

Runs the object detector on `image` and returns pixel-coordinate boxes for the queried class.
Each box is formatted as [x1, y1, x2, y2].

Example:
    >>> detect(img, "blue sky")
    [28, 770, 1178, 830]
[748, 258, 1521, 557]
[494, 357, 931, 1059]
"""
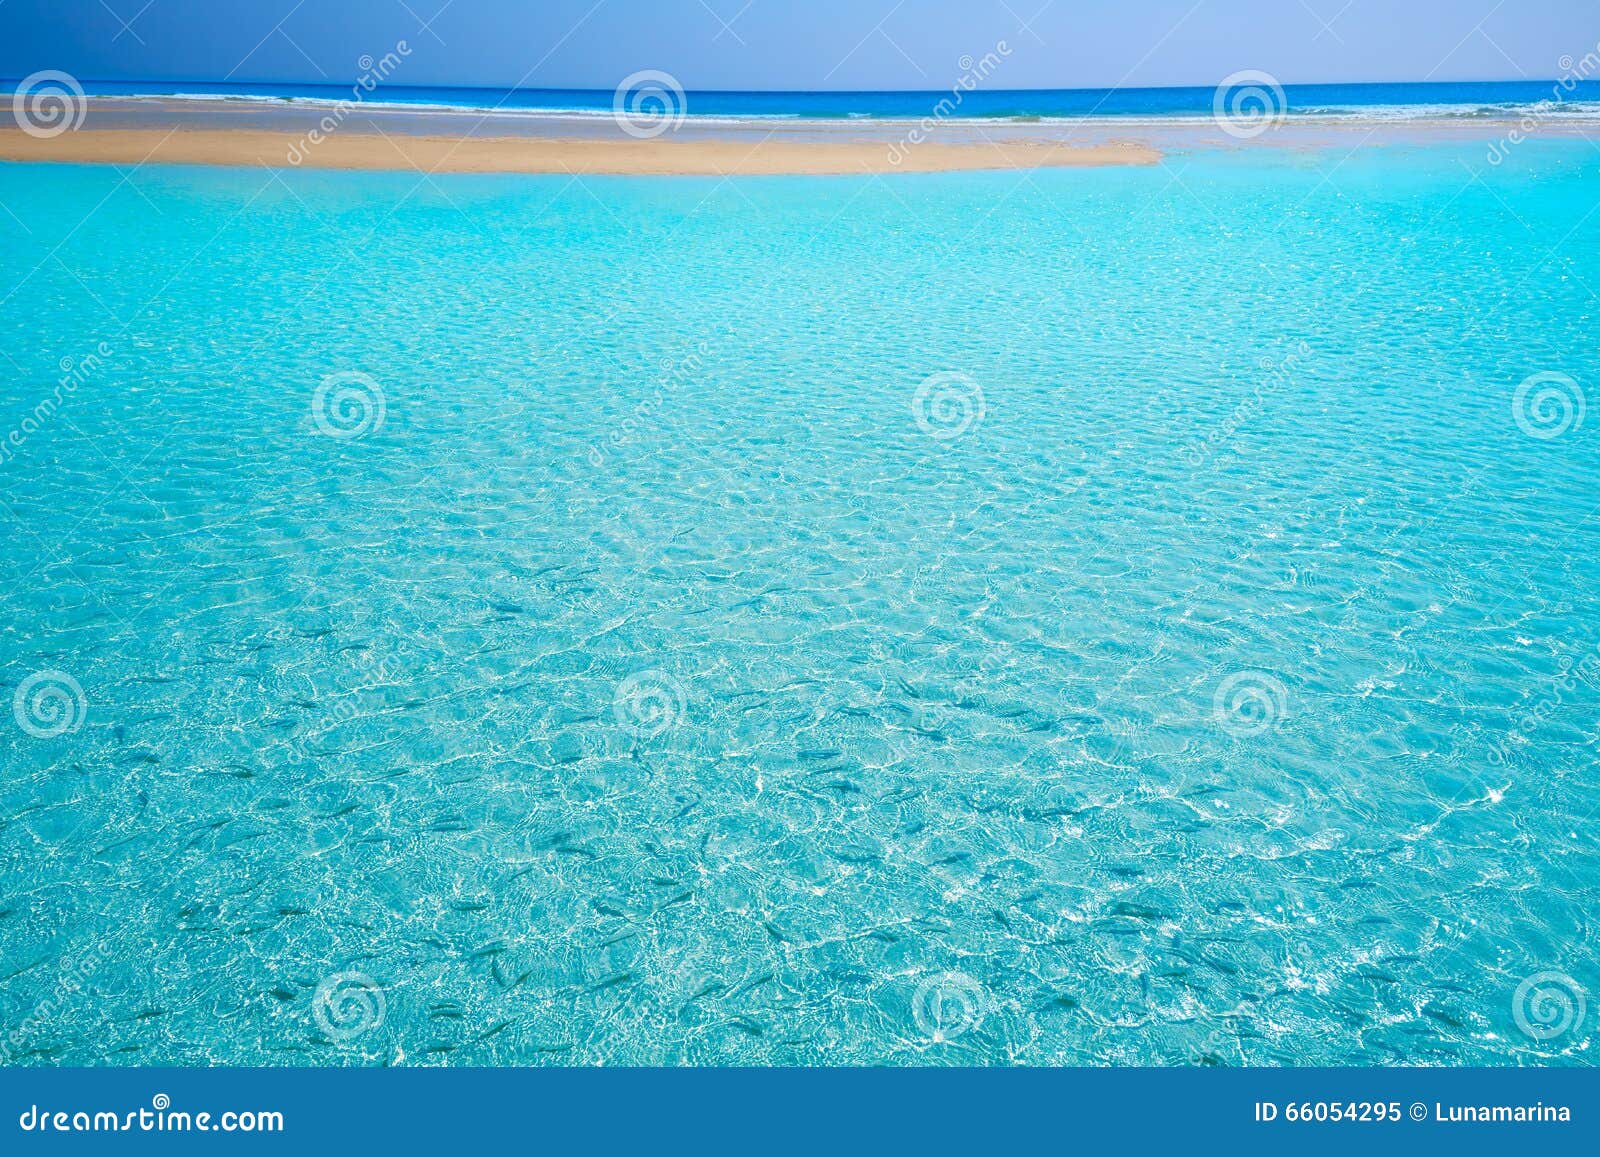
[0, 0, 1594, 90]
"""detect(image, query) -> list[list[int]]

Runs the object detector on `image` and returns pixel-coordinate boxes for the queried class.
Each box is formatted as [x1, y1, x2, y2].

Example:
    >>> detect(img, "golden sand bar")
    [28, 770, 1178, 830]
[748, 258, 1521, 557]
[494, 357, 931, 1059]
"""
[0, 128, 1159, 175]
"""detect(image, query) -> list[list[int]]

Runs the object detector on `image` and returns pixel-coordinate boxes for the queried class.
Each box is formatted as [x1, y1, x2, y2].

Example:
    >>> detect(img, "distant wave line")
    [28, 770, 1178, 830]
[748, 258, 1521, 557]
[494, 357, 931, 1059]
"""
[62, 91, 1600, 126]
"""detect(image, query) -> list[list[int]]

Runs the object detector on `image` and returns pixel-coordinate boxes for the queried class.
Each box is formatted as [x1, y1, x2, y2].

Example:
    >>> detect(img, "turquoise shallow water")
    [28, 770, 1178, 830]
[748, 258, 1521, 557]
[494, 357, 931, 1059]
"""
[0, 141, 1597, 1066]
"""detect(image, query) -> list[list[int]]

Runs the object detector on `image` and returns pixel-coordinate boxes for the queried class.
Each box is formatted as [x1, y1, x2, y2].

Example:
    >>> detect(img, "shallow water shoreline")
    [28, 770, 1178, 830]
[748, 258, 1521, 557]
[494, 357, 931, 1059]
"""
[3, 119, 1597, 1068]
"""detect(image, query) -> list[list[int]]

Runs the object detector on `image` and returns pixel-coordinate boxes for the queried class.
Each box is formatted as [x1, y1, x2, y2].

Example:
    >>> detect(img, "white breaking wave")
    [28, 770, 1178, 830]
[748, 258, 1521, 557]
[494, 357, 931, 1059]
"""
[63, 91, 1600, 127]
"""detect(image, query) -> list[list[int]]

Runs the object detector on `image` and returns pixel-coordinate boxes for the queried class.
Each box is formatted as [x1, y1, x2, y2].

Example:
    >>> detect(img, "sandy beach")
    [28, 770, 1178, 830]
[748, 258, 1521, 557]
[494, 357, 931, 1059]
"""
[0, 127, 1161, 174]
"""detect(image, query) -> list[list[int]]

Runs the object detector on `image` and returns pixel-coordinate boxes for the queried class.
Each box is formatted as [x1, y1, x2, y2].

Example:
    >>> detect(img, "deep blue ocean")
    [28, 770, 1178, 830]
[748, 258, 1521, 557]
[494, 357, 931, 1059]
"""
[15, 77, 1600, 120]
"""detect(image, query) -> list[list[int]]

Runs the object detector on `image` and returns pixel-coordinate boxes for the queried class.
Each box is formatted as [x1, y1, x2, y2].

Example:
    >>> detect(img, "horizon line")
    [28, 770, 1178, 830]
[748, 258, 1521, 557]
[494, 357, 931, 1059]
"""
[3, 75, 1578, 95]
